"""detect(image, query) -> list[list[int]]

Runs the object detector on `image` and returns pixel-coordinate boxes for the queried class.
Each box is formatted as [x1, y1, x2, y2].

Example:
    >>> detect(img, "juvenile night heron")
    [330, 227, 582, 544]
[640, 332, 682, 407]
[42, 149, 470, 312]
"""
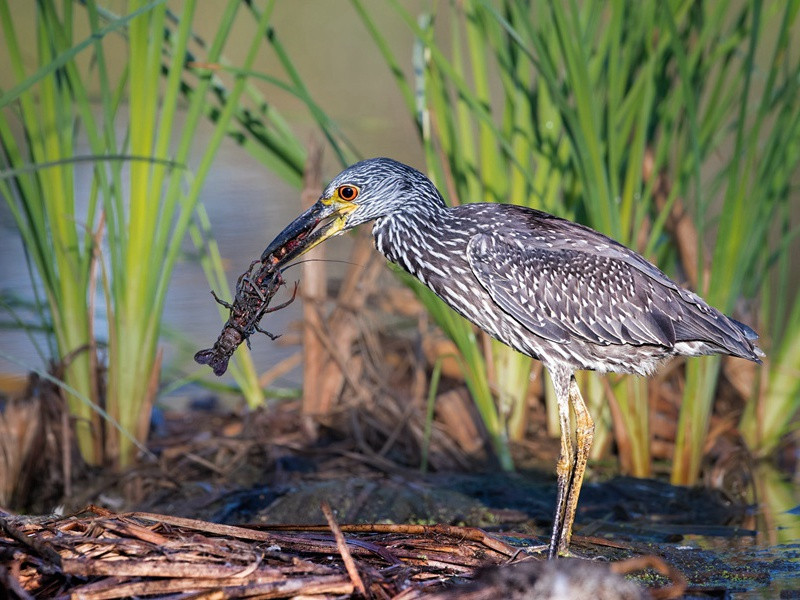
[261, 157, 763, 558]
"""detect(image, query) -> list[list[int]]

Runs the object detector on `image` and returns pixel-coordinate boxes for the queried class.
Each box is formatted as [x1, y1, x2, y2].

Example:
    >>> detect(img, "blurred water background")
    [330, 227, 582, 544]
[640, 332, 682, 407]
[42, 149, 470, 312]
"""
[0, 1, 425, 390]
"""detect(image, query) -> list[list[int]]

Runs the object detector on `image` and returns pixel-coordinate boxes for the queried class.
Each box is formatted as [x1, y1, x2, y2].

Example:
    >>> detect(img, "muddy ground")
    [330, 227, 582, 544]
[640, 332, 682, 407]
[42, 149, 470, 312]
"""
[3, 401, 795, 599]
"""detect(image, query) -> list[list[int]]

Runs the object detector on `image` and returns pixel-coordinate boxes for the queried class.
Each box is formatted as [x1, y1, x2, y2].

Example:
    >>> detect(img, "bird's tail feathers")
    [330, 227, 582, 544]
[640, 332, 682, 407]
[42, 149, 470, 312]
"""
[729, 317, 765, 361]
[674, 310, 763, 364]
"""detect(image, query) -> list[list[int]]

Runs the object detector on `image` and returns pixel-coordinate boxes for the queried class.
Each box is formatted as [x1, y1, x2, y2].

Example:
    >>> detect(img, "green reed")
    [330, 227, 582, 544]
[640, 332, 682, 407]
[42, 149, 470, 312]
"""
[352, 0, 800, 479]
[0, 0, 276, 466]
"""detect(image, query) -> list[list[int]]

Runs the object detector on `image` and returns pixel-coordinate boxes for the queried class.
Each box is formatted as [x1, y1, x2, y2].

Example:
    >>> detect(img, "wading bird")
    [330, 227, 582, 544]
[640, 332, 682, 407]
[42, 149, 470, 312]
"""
[261, 158, 763, 558]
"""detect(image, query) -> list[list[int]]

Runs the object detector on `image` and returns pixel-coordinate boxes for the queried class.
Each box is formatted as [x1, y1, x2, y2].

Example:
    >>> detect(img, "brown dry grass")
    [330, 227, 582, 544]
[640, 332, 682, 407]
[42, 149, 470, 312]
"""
[1, 504, 690, 599]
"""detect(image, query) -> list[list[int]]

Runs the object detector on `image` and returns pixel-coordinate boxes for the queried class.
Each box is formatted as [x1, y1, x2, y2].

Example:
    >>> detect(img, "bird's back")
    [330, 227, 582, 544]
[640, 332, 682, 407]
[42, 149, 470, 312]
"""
[374, 202, 762, 375]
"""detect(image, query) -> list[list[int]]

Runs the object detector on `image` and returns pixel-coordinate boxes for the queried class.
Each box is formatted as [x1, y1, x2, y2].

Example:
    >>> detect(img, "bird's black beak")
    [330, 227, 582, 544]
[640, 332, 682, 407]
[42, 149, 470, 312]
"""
[261, 199, 357, 269]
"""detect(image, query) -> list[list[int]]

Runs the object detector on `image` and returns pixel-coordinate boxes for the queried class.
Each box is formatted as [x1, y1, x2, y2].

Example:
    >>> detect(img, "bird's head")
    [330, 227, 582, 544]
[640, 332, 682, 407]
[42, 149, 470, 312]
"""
[261, 157, 441, 268]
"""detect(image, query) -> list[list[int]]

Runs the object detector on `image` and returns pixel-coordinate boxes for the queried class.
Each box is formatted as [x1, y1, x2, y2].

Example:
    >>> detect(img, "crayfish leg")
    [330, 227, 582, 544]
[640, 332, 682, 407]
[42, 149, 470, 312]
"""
[254, 323, 280, 341]
[265, 281, 299, 314]
[210, 290, 234, 310]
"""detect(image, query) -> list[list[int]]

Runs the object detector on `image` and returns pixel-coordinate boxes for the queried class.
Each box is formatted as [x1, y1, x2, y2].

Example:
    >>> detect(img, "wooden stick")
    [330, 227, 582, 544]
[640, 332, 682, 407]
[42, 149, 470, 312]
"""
[321, 501, 368, 597]
[128, 513, 277, 543]
[300, 141, 327, 422]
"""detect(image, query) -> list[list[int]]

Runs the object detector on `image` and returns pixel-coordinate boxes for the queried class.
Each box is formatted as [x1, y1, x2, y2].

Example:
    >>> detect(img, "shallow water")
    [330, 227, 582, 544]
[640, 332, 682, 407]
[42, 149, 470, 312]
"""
[0, 0, 424, 386]
[436, 470, 800, 597]
[0, 143, 306, 389]
[582, 470, 800, 598]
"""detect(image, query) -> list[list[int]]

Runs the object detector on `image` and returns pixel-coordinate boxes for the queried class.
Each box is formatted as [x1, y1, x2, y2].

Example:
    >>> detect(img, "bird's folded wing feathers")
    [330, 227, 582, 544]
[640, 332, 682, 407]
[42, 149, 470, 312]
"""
[466, 231, 679, 347]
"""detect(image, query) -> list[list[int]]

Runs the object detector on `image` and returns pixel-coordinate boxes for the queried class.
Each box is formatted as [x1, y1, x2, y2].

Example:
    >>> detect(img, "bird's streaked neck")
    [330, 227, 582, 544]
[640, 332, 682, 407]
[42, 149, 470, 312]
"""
[373, 191, 447, 232]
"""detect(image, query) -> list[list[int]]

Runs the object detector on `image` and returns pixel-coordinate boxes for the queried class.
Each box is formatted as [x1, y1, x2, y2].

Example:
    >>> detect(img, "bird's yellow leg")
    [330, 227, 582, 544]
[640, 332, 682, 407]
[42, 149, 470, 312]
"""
[548, 369, 574, 559]
[556, 376, 595, 556]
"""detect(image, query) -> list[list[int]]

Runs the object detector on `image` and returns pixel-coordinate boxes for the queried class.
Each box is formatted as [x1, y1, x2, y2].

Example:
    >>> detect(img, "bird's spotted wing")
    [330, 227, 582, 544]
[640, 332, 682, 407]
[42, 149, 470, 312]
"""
[466, 231, 679, 347]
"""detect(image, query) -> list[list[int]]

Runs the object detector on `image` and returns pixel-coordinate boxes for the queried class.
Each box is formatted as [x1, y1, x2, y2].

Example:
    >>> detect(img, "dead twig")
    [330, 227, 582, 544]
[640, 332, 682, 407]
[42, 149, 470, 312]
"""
[321, 501, 368, 597]
[0, 515, 63, 567]
[129, 512, 278, 543]
[1, 506, 692, 599]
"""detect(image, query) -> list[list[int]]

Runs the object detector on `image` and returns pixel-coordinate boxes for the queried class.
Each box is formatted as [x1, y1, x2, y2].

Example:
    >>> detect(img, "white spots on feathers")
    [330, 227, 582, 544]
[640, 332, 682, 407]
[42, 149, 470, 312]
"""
[366, 182, 761, 370]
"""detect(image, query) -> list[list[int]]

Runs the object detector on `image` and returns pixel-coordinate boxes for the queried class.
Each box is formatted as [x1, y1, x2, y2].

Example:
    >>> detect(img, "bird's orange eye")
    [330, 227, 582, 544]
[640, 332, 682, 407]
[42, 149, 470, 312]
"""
[338, 185, 359, 201]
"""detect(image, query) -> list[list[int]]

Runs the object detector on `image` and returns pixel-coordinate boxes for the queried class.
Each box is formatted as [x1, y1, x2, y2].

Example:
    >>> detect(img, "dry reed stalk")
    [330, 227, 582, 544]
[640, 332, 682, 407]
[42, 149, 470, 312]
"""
[434, 388, 485, 458]
[642, 148, 706, 292]
[300, 143, 327, 422]
[294, 148, 385, 424]
[311, 234, 385, 414]
[0, 397, 40, 507]
[602, 377, 635, 475]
